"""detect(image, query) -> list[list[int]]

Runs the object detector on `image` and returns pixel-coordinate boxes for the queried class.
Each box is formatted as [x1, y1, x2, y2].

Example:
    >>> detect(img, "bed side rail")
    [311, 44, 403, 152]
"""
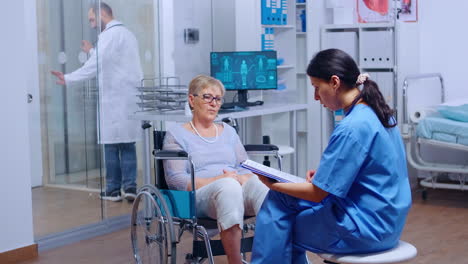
[402, 73, 445, 136]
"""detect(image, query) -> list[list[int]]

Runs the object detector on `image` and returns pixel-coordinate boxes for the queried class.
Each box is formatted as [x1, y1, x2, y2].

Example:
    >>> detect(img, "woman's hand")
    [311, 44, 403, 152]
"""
[194, 170, 240, 190]
[222, 169, 239, 181]
[257, 174, 278, 189]
[237, 173, 253, 185]
[306, 170, 316, 183]
[221, 170, 253, 185]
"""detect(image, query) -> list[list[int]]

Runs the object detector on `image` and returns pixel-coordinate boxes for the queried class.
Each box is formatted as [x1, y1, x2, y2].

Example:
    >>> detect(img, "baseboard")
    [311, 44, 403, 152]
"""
[0, 243, 38, 263]
[37, 214, 130, 252]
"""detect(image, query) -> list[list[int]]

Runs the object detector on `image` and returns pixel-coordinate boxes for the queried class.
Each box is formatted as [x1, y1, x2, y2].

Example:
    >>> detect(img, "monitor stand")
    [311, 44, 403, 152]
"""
[221, 90, 264, 109]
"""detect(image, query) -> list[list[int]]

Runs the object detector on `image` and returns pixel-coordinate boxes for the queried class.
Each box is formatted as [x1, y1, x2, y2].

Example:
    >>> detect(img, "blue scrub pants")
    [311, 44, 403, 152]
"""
[251, 190, 314, 264]
[104, 142, 137, 192]
[252, 190, 401, 264]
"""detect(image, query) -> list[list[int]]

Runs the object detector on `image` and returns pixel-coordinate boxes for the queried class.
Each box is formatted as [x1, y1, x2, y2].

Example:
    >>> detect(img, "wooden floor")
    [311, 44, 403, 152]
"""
[32, 187, 133, 237]
[22, 188, 468, 264]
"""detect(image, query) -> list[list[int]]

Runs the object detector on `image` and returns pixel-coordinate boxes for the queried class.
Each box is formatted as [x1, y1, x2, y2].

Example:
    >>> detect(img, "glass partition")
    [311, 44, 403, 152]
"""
[34, 0, 161, 238]
[35, 0, 102, 238]
[98, 0, 161, 218]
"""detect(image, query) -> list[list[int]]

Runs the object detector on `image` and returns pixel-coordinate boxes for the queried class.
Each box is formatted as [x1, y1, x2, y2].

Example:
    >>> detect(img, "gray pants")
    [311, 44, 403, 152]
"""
[196, 175, 268, 231]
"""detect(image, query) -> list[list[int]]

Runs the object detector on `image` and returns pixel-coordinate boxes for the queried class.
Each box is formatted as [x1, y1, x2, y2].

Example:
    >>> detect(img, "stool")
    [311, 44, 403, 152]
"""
[276, 144, 295, 172]
[318, 241, 417, 264]
[277, 145, 295, 156]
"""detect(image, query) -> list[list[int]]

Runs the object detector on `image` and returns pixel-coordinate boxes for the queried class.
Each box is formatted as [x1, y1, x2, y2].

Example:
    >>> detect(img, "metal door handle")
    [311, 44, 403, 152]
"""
[28, 93, 33, 103]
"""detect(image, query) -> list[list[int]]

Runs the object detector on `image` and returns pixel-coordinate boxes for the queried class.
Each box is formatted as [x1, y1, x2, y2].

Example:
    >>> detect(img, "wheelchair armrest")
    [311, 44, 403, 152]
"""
[153, 149, 188, 159]
[152, 149, 191, 190]
[244, 144, 279, 152]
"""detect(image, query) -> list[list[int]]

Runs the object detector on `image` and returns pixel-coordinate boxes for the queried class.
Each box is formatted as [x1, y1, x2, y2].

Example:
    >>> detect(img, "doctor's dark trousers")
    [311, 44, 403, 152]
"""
[104, 142, 137, 192]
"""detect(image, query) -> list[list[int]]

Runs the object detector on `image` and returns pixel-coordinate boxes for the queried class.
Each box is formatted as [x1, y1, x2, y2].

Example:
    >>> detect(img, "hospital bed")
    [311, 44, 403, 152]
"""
[402, 73, 468, 200]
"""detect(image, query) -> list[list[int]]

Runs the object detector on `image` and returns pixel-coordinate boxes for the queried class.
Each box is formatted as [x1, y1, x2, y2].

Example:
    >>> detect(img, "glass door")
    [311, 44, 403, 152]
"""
[38, 0, 101, 189]
[35, 0, 103, 237]
[35, 0, 161, 238]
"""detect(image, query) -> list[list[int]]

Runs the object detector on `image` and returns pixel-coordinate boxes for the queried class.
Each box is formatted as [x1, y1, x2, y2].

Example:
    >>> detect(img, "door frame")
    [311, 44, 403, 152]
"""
[26, 0, 43, 188]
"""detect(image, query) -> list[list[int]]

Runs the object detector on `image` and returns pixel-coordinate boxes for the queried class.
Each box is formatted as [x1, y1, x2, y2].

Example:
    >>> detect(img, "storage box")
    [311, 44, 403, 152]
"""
[360, 30, 394, 68]
[322, 31, 358, 62]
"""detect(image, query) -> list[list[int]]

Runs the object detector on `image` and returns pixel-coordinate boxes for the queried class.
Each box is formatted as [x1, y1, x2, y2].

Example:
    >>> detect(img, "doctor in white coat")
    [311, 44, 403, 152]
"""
[52, 2, 142, 202]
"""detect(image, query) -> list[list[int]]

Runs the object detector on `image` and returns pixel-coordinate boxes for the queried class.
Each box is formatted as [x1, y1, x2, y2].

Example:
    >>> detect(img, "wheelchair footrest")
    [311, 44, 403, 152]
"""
[192, 236, 254, 258]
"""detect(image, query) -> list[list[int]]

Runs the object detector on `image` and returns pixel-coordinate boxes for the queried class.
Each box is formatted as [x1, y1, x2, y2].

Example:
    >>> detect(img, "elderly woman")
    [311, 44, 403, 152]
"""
[163, 74, 268, 264]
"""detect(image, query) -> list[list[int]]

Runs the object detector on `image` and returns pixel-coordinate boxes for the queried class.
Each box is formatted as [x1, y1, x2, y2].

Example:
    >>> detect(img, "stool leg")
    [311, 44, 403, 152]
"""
[276, 153, 283, 171]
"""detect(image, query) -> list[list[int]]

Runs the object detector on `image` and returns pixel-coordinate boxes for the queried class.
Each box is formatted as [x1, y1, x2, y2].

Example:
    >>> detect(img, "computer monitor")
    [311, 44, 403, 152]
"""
[210, 50, 277, 108]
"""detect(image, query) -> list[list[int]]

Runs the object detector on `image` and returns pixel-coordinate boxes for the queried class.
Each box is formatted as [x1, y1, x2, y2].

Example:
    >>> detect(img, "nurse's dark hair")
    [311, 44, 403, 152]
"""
[91, 2, 113, 17]
[306, 49, 396, 128]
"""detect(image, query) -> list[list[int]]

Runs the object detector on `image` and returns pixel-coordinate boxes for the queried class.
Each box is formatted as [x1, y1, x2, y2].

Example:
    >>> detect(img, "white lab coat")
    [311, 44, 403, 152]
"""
[65, 20, 143, 144]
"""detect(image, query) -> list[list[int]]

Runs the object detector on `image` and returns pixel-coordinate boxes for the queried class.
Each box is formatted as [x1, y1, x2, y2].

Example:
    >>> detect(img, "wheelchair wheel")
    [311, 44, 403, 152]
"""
[131, 190, 169, 264]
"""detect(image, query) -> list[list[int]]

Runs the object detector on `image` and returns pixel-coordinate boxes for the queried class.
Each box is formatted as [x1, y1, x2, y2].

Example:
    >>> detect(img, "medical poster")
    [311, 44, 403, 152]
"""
[398, 0, 418, 22]
[357, 0, 393, 23]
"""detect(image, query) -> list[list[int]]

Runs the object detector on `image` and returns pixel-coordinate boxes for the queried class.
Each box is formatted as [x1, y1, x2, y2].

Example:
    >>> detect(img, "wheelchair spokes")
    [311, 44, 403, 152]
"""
[131, 191, 170, 264]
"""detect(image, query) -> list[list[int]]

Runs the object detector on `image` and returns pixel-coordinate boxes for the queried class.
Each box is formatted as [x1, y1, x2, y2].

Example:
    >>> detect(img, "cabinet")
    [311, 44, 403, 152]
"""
[320, 23, 397, 140]
[226, 0, 419, 174]
[241, 0, 418, 169]
[304, 1, 420, 167]
[259, 1, 297, 104]
[261, 3, 304, 147]
[294, 1, 309, 175]
[227, 0, 309, 176]
[295, 1, 308, 106]
[260, 0, 312, 177]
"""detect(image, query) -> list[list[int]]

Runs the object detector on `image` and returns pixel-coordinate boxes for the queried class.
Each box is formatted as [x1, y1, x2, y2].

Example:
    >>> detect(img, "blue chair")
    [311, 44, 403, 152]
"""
[131, 128, 282, 264]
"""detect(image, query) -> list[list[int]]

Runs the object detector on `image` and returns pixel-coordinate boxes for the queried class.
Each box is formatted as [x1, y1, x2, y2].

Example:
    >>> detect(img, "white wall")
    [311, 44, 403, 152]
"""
[212, 0, 235, 52]
[234, 0, 261, 51]
[161, 0, 176, 77]
[0, 0, 35, 253]
[172, 0, 213, 86]
[419, 1, 468, 101]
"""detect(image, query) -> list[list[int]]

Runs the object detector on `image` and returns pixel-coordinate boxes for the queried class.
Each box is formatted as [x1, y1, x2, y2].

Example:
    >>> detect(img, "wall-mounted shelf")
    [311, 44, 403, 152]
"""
[261, 24, 295, 29]
[361, 66, 395, 70]
[256, 0, 307, 176]
[322, 22, 395, 30]
[277, 64, 295, 70]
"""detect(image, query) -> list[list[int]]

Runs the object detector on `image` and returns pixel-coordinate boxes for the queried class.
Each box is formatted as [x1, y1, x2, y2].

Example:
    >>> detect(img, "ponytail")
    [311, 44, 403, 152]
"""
[307, 49, 396, 128]
[360, 79, 396, 128]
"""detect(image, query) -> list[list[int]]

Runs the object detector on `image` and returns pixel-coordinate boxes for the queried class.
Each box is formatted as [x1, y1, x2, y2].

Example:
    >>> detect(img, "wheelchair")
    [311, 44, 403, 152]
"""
[130, 123, 282, 264]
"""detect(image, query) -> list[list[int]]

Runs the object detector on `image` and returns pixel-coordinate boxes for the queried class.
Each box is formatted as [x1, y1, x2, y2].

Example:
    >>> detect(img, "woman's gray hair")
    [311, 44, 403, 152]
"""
[188, 75, 225, 111]
[188, 75, 225, 96]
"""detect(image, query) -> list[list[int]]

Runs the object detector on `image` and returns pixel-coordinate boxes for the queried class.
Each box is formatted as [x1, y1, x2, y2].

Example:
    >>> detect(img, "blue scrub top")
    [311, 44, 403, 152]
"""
[303, 104, 412, 253]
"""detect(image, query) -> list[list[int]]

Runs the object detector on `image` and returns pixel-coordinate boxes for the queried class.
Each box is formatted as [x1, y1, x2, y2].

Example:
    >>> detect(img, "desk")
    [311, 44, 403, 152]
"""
[131, 103, 308, 186]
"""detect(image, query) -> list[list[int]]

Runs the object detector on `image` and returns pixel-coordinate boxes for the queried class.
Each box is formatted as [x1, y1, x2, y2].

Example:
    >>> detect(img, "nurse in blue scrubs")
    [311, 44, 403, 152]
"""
[251, 49, 412, 264]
